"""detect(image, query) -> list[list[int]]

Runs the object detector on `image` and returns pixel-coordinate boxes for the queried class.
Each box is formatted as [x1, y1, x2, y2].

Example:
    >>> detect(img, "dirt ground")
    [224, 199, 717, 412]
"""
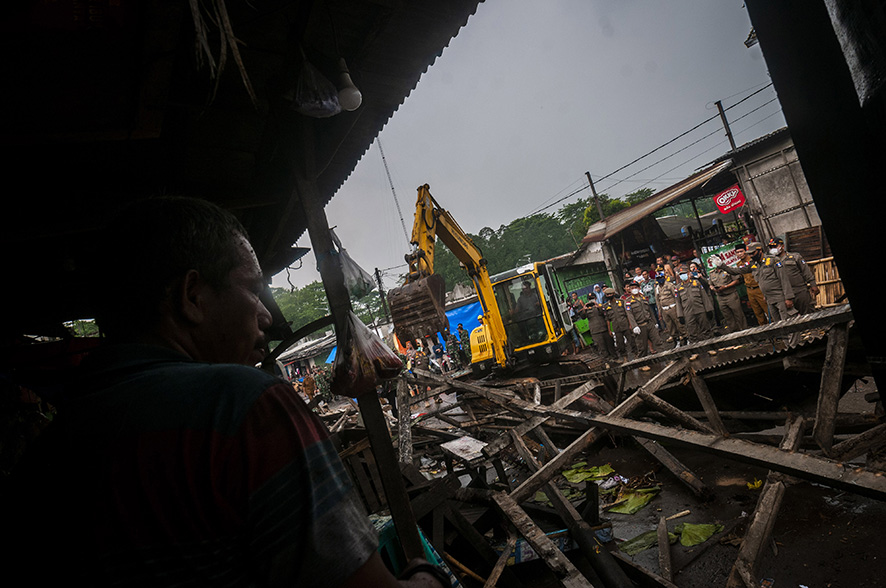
[580, 377, 886, 588]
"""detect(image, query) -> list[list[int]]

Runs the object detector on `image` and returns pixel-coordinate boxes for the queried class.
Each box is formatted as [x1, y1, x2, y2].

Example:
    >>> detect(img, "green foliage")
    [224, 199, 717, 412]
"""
[271, 282, 329, 332]
[624, 187, 654, 204]
[271, 281, 387, 335]
[583, 193, 631, 227]
[429, 211, 577, 289]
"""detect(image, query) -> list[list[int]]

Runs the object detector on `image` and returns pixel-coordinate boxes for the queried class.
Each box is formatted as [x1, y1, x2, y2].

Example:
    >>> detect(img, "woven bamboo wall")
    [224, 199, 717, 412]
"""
[809, 257, 846, 308]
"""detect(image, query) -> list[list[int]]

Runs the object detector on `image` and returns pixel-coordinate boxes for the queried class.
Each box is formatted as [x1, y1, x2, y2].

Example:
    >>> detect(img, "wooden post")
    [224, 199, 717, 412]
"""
[727, 415, 803, 588]
[297, 120, 423, 561]
[397, 377, 413, 466]
[813, 323, 851, 453]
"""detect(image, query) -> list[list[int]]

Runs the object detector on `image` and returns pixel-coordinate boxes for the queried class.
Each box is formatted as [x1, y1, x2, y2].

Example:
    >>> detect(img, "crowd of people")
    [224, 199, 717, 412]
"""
[567, 237, 819, 362]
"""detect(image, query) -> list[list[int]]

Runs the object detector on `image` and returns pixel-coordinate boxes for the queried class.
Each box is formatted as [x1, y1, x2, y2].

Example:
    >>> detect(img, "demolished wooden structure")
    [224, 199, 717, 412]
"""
[324, 304, 883, 586]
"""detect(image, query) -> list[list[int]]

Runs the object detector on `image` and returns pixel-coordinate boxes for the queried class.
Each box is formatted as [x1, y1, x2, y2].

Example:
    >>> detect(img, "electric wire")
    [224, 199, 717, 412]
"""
[527, 83, 777, 216]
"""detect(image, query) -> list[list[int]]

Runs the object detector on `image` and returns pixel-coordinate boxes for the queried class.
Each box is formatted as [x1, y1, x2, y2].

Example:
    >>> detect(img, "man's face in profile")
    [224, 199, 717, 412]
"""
[193, 234, 272, 365]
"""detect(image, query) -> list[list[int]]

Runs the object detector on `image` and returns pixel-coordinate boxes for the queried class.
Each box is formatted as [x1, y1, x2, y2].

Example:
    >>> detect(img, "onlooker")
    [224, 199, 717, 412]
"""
[734, 243, 769, 326]
[771, 237, 819, 314]
[6, 196, 448, 588]
[708, 254, 748, 333]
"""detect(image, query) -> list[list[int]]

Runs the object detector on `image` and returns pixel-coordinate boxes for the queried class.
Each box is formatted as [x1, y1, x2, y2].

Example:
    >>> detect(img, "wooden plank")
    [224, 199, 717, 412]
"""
[638, 390, 714, 433]
[509, 360, 689, 504]
[566, 412, 886, 500]
[829, 422, 886, 462]
[482, 379, 602, 458]
[397, 378, 413, 466]
[688, 371, 728, 436]
[657, 516, 672, 583]
[508, 431, 633, 588]
[347, 454, 380, 513]
[813, 323, 851, 453]
[636, 438, 709, 498]
[484, 533, 517, 588]
[725, 416, 803, 588]
[491, 492, 593, 588]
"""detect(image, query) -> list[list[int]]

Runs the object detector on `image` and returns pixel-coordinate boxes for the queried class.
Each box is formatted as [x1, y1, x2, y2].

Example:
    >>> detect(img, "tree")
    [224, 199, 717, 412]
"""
[583, 193, 631, 226]
[271, 282, 329, 333]
[624, 187, 654, 205]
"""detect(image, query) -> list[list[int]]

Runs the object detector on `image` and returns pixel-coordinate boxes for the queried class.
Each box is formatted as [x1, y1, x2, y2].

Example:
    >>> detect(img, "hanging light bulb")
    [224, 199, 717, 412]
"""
[337, 58, 362, 111]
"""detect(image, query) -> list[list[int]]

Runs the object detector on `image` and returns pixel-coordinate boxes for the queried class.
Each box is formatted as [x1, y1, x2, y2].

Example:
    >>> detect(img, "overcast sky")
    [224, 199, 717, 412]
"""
[272, 1, 785, 292]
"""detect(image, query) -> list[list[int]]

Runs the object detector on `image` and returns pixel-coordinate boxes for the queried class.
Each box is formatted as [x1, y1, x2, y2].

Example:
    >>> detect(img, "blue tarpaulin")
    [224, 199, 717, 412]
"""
[326, 301, 484, 360]
[445, 301, 483, 347]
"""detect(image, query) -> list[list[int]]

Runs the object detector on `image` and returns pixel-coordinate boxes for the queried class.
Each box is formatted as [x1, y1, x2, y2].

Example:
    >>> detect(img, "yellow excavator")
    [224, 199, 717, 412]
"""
[387, 184, 574, 377]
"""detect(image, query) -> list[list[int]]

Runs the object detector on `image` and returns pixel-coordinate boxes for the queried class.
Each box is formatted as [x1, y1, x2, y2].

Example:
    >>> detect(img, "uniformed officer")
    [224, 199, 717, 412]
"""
[626, 281, 662, 356]
[655, 263, 689, 346]
[456, 323, 471, 363]
[585, 297, 616, 359]
[771, 237, 819, 314]
[717, 242, 796, 322]
[675, 267, 712, 342]
[601, 287, 639, 360]
[445, 329, 462, 371]
[707, 254, 748, 333]
[735, 243, 769, 326]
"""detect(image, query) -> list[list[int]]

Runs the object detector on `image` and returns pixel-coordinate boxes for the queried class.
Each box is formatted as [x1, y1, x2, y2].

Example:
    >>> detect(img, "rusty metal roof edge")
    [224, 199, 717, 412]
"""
[581, 159, 734, 244]
[324, 2, 483, 203]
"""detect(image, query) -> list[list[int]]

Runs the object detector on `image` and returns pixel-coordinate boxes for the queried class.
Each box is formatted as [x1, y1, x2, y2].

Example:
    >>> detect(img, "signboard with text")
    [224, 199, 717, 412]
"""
[714, 184, 746, 214]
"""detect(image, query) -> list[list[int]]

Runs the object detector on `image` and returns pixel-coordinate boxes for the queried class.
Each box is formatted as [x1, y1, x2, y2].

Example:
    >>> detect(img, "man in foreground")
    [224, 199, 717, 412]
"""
[8, 196, 446, 587]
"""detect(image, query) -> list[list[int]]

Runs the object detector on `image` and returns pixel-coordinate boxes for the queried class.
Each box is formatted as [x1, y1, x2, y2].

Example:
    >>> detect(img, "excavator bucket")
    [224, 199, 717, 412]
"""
[387, 274, 450, 345]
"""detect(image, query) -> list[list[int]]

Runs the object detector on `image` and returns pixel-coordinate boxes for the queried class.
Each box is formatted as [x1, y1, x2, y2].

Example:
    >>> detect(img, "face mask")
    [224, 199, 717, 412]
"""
[630, 288, 639, 295]
[679, 273, 689, 281]
[769, 248, 780, 256]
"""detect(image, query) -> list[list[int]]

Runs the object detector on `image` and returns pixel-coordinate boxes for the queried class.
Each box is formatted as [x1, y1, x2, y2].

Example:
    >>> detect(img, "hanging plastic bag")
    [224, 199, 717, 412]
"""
[331, 229, 376, 299]
[292, 57, 341, 118]
[332, 311, 404, 398]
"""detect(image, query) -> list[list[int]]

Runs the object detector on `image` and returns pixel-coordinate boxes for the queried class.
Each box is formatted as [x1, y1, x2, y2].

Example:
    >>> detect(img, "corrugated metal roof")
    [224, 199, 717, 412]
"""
[582, 160, 734, 243]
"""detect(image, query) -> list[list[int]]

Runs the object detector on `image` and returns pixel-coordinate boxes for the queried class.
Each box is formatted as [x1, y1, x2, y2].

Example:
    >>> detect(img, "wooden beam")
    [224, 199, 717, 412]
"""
[636, 438, 709, 498]
[397, 377, 413, 466]
[829, 422, 886, 462]
[688, 370, 728, 436]
[490, 492, 594, 588]
[726, 416, 805, 588]
[813, 323, 851, 453]
[574, 412, 886, 500]
[509, 360, 689, 504]
[482, 379, 602, 458]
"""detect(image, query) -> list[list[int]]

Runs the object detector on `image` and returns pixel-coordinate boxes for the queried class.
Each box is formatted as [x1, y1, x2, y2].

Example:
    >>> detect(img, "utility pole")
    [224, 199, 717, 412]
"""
[375, 267, 391, 323]
[586, 171, 605, 221]
[586, 171, 620, 289]
[715, 100, 737, 151]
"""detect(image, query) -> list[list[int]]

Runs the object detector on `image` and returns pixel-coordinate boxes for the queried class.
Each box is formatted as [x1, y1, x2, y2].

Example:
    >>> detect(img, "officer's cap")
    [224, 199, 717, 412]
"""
[603, 287, 616, 296]
[747, 242, 764, 252]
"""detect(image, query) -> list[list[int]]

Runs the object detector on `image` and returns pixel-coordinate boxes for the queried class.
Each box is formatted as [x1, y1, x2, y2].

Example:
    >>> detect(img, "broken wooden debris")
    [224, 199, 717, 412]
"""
[726, 416, 805, 588]
[812, 322, 851, 454]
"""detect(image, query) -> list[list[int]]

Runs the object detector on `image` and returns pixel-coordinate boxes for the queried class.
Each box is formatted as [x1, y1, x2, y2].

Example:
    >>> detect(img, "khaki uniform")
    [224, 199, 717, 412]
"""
[626, 293, 662, 356]
[602, 297, 638, 359]
[723, 256, 796, 322]
[709, 267, 747, 333]
[585, 303, 615, 358]
[739, 264, 769, 326]
[778, 251, 817, 314]
[675, 277, 712, 341]
[655, 276, 687, 342]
